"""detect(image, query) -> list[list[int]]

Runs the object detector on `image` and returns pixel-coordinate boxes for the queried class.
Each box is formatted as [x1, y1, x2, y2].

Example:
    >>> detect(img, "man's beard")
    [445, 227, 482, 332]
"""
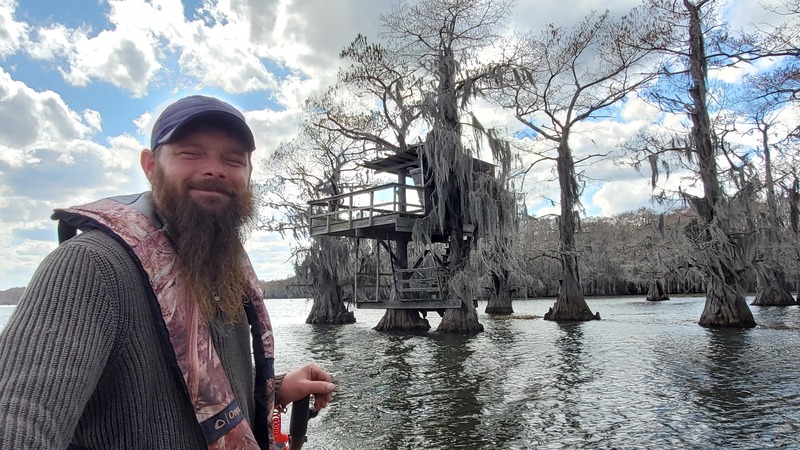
[151, 166, 257, 323]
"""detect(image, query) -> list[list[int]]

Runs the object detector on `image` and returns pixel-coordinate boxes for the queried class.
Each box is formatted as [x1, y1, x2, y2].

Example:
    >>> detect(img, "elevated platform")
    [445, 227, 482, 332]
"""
[308, 183, 470, 242]
[352, 260, 461, 309]
[307, 179, 473, 311]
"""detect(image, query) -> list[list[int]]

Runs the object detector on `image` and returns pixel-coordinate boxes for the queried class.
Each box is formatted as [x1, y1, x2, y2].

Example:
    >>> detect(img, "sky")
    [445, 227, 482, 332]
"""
[0, 0, 781, 290]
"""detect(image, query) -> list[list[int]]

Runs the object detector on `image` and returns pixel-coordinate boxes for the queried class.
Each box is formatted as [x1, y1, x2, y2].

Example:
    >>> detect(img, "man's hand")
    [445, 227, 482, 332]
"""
[277, 363, 335, 411]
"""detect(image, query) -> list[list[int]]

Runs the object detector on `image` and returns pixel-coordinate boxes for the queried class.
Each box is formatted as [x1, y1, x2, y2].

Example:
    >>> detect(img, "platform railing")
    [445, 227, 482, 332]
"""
[308, 183, 425, 234]
[394, 266, 447, 301]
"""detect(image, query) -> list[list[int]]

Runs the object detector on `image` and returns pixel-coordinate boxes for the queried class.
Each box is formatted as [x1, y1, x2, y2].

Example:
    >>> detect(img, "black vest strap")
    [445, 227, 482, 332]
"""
[246, 301, 274, 449]
[57, 220, 77, 244]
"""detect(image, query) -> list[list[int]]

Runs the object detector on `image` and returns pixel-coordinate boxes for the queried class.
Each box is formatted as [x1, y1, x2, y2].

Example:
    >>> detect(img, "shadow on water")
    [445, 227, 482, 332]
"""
[306, 324, 351, 364]
[377, 334, 421, 450]
[538, 322, 593, 448]
[753, 304, 800, 330]
[410, 333, 484, 449]
[476, 319, 527, 449]
[690, 329, 757, 448]
[693, 328, 800, 449]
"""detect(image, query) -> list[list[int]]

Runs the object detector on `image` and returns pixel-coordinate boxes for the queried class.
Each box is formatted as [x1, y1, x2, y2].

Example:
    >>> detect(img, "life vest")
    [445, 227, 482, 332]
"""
[53, 192, 276, 450]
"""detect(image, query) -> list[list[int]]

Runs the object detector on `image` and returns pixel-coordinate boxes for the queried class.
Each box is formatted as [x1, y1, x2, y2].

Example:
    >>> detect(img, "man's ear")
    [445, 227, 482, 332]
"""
[141, 149, 156, 182]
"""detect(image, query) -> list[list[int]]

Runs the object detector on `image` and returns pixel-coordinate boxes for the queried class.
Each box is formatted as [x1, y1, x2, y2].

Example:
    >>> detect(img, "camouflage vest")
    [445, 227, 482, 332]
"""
[53, 192, 276, 450]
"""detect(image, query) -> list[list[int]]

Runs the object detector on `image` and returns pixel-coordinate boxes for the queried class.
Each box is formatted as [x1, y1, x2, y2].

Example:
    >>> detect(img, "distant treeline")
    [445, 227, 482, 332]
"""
[2, 282, 304, 304]
[273, 207, 787, 300]
[0, 287, 25, 306]
[495, 208, 764, 298]
[261, 277, 310, 299]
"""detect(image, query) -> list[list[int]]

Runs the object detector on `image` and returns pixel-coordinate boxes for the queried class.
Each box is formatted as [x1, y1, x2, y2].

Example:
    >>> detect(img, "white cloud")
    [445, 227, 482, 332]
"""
[245, 229, 296, 281]
[28, 20, 160, 97]
[81, 109, 101, 134]
[26, 23, 77, 60]
[620, 95, 662, 123]
[0, 68, 95, 160]
[268, 0, 383, 75]
[592, 179, 654, 216]
[0, 67, 150, 289]
[0, 0, 28, 58]
[723, 0, 786, 32]
[247, 107, 301, 156]
[513, 0, 644, 32]
[170, 16, 279, 94]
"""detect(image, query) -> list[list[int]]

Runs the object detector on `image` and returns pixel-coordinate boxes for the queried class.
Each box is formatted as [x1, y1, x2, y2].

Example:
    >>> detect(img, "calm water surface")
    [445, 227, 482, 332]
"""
[2, 297, 800, 449]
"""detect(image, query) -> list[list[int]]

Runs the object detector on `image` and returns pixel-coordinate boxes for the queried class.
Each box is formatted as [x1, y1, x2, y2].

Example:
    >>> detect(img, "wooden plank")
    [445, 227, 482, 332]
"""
[397, 287, 442, 293]
[356, 299, 462, 309]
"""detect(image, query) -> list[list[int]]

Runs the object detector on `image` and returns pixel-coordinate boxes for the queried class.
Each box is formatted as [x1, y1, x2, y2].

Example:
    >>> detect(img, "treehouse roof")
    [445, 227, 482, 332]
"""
[363, 144, 496, 177]
[362, 146, 421, 175]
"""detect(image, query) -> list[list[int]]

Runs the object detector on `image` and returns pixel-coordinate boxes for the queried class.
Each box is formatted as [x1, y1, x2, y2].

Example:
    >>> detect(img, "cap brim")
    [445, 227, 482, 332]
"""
[158, 110, 256, 151]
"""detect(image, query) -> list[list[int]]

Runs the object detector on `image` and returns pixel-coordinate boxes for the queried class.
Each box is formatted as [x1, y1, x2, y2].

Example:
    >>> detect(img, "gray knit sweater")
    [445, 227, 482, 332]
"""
[0, 229, 256, 449]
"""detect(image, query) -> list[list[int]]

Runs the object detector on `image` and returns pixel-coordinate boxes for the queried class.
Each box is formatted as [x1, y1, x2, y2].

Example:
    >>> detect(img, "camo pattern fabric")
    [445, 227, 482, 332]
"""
[58, 195, 276, 450]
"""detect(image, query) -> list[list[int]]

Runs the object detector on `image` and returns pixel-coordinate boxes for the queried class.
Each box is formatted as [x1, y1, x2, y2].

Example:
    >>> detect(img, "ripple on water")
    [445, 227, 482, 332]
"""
[4, 297, 800, 449]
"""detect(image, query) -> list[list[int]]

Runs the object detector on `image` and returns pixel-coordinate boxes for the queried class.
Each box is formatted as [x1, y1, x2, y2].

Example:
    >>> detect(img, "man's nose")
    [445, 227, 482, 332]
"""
[201, 156, 228, 178]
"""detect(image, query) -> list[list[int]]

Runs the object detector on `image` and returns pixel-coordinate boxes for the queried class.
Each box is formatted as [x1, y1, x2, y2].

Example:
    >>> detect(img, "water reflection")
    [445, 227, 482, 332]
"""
[420, 334, 483, 449]
[379, 335, 417, 450]
[695, 328, 800, 448]
[307, 324, 348, 361]
[547, 322, 593, 448]
[477, 319, 526, 449]
[754, 305, 800, 330]
[693, 330, 756, 447]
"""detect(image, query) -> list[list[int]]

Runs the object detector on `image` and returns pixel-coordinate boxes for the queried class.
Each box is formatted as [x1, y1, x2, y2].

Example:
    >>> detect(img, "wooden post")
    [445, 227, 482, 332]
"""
[354, 237, 360, 303]
[348, 193, 353, 226]
[398, 169, 407, 213]
[375, 239, 380, 301]
[325, 200, 332, 233]
[369, 190, 375, 226]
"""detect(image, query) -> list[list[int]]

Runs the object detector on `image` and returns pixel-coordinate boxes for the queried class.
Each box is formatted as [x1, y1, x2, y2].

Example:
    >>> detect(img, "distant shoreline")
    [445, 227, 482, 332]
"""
[0, 287, 25, 306]
[2, 292, 725, 308]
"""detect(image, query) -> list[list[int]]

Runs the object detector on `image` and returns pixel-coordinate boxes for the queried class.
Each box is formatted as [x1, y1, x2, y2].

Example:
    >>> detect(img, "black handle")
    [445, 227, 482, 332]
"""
[288, 396, 310, 450]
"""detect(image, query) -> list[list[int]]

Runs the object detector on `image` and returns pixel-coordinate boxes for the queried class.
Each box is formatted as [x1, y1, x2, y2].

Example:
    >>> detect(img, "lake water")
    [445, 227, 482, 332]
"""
[2, 296, 800, 449]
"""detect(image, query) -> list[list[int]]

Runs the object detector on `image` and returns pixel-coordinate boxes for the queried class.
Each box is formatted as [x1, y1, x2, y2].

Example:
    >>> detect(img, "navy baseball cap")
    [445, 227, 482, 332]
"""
[150, 95, 256, 151]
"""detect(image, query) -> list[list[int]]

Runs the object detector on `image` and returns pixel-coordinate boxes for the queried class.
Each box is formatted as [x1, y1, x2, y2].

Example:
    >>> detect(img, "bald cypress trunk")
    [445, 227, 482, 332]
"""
[682, 0, 754, 328]
[424, 30, 483, 334]
[544, 138, 598, 322]
[374, 309, 431, 332]
[752, 266, 795, 306]
[544, 256, 599, 321]
[306, 236, 356, 325]
[751, 125, 796, 306]
[646, 279, 670, 302]
[306, 272, 356, 324]
[699, 275, 756, 327]
[485, 270, 514, 315]
[437, 299, 485, 333]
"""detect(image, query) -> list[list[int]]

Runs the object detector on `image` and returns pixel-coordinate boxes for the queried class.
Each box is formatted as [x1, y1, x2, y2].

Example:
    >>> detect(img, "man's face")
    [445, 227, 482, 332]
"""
[142, 127, 253, 214]
[139, 125, 256, 321]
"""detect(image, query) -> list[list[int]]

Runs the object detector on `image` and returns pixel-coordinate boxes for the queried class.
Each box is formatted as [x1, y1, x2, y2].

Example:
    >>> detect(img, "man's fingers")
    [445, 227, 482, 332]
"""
[313, 395, 329, 411]
[304, 363, 332, 382]
[308, 380, 334, 411]
[307, 380, 336, 395]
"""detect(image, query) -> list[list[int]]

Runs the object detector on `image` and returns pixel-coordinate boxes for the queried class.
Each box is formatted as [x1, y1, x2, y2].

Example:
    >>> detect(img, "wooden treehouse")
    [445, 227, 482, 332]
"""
[307, 145, 494, 311]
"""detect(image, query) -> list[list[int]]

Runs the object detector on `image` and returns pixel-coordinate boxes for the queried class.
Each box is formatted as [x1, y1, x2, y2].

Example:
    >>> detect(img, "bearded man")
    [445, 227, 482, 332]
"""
[0, 95, 334, 450]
